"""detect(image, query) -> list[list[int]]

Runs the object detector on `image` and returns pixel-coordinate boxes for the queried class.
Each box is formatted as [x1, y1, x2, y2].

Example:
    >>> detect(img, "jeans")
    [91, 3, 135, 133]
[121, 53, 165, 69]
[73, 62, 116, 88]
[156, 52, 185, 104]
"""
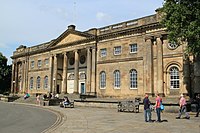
[156, 108, 161, 121]
[144, 109, 151, 122]
[178, 105, 189, 118]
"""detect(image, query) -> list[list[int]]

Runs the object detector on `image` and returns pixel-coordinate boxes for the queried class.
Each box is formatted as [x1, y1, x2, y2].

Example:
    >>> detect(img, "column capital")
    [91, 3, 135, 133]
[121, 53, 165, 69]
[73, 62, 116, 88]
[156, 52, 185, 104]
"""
[73, 49, 81, 53]
[62, 51, 69, 56]
[154, 34, 163, 39]
[53, 54, 59, 59]
[144, 36, 153, 42]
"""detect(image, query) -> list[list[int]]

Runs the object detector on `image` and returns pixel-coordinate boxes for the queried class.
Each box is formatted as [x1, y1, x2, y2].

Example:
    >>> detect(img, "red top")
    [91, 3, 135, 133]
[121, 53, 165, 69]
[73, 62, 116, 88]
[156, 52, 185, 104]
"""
[156, 96, 162, 108]
[179, 97, 186, 106]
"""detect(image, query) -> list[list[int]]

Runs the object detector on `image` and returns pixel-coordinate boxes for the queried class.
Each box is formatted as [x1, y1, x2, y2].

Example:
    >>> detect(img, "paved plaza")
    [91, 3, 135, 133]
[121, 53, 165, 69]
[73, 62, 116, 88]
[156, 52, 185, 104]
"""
[47, 106, 200, 133]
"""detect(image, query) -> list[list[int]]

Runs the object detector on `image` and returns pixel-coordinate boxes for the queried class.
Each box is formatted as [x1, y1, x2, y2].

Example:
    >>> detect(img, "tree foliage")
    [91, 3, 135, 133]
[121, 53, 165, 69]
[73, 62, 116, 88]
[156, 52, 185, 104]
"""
[0, 52, 11, 94]
[160, 0, 200, 56]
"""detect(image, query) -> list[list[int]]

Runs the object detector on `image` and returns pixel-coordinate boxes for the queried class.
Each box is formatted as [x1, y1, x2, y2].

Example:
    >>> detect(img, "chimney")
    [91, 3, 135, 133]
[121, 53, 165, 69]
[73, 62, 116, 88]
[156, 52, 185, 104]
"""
[68, 25, 76, 30]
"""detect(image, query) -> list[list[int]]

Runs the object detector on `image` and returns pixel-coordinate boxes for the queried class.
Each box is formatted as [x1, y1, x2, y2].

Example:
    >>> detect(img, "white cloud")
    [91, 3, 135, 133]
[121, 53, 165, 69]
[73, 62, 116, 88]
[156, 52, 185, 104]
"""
[0, 42, 9, 49]
[39, 5, 68, 20]
[96, 12, 111, 21]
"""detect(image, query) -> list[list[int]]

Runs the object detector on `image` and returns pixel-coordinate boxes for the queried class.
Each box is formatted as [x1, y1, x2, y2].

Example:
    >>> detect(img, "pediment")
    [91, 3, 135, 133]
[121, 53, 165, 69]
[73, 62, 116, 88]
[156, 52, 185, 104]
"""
[49, 29, 94, 47]
[57, 33, 86, 45]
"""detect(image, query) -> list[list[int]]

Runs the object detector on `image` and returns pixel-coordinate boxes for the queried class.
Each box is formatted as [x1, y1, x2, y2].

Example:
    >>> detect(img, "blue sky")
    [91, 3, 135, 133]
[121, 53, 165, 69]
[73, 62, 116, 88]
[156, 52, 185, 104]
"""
[0, 0, 164, 64]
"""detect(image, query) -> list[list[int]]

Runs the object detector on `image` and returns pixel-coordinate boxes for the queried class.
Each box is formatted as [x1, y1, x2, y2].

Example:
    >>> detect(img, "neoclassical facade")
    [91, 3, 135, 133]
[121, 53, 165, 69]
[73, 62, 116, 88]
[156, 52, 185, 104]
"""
[11, 11, 193, 98]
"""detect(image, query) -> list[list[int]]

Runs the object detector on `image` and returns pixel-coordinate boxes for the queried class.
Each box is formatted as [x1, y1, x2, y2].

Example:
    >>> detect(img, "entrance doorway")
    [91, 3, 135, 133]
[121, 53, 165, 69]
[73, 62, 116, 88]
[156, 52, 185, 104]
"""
[56, 85, 60, 94]
[81, 83, 85, 94]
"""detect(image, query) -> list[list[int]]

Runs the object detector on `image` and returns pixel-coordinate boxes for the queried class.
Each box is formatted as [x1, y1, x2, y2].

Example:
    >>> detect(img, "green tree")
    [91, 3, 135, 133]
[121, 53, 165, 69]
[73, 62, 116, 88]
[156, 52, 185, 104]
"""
[160, 0, 200, 56]
[0, 52, 11, 94]
[160, 0, 200, 96]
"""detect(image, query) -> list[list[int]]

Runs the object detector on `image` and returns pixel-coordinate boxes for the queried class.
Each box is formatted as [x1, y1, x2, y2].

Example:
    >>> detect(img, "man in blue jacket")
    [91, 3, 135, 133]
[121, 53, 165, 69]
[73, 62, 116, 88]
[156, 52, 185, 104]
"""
[143, 94, 152, 122]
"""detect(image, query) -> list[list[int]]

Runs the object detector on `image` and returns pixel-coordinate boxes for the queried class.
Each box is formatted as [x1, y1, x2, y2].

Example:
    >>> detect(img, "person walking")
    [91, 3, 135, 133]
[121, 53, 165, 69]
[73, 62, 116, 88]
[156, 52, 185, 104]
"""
[143, 94, 152, 122]
[155, 93, 162, 122]
[36, 94, 41, 106]
[195, 94, 200, 117]
[176, 94, 190, 119]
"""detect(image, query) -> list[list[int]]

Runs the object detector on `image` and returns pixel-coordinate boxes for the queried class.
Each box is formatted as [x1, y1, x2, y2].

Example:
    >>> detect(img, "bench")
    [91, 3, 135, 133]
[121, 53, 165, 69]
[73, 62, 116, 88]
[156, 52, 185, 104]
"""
[118, 100, 140, 113]
[43, 100, 49, 106]
[42, 98, 63, 106]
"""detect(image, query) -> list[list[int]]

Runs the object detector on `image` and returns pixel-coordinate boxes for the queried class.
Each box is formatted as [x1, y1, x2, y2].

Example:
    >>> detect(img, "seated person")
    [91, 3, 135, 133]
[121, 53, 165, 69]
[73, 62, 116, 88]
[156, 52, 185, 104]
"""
[24, 93, 30, 99]
[55, 93, 59, 99]
[43, 94, 48, 100]
[60, 96, 70, 107]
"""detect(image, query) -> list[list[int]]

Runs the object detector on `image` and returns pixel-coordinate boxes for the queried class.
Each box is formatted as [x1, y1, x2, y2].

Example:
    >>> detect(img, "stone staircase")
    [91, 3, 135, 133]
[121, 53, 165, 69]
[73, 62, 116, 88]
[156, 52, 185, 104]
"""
[14, 95, 37, 104]
[13, 93, 80, 105]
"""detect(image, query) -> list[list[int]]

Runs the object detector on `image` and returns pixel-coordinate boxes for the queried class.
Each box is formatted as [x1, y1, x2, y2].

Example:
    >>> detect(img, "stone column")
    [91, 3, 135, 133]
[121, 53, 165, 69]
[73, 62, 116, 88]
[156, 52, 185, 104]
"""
[53, 54, 57, 94]
[22, 61, 26, 93]
[62, 52, 68, 93]
[49, 56, 53, 93]
[86, 48, 92, 92]
[11, 62, 15, 94]
[14, 63, 19, 94]
[156, 36, 164, 96]
[91, 47, 96, 93]
[74, 50, 79, 93]
[145, 36, 154, 95]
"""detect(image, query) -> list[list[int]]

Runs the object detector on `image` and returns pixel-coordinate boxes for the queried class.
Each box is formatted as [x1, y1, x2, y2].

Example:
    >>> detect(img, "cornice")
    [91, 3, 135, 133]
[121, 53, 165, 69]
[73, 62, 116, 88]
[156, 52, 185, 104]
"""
[11, 22, 164, 59]
[98, 22, 163, 41]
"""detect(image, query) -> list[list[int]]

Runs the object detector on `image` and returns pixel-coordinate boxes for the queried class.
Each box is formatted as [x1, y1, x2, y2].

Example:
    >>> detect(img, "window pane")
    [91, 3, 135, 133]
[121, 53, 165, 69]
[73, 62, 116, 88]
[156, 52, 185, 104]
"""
[130, 69, 137, 88]
[100, 48, 107, 57]
[44, 76, 48, 89]
[100, 71, 106, 88]
[114, 70, 120, 88]
[30, 77, 33, 89]
[170, 67, 179, 89]
[37, 77, 41, 89]
[38, 60, 42, 68]
[130, 44, 137, 53]
[45, 59, 49, 66]
[114, 46, 121, 55]
[31, 61, 34, 68]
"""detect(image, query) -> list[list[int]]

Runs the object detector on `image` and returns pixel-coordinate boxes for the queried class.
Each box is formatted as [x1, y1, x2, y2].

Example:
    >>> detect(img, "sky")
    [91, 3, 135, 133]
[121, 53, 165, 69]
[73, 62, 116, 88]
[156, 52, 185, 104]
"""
[0, 0, 164, 64]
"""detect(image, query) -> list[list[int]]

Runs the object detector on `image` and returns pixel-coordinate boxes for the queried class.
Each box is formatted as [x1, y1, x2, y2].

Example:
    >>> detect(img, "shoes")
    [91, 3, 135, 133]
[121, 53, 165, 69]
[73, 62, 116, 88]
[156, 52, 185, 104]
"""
[185, 117, 190, 119]
[195, 115, 198, 117]
[176, 117, 180, 119]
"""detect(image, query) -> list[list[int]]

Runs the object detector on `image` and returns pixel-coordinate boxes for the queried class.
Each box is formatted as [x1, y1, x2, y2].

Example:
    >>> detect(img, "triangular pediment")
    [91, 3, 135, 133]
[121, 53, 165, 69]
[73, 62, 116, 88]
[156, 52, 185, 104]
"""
[48, 28, 94, 48]
[57, 33, 86, 45]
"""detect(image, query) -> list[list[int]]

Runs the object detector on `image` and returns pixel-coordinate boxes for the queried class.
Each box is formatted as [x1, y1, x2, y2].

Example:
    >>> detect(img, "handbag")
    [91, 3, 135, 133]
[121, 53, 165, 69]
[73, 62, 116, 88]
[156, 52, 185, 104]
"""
[160, 104, 164, 110]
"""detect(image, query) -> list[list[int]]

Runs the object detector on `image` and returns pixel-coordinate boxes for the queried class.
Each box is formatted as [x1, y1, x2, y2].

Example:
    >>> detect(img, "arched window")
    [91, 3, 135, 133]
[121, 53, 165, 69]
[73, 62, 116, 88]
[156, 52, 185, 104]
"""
[130, 69, 137, 89]
[114, 70, 120, 88]
[100, 71, 106, 88]
[170, 66, 180, 89]
[44, 76, 48, 89]
[30, 77, 33, 90]
[36, 76, 41, 89]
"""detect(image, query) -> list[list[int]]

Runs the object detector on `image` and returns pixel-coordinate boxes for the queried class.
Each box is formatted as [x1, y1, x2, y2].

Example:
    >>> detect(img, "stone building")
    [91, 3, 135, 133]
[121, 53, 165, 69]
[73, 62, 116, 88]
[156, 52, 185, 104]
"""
[11, 11, 194, 98]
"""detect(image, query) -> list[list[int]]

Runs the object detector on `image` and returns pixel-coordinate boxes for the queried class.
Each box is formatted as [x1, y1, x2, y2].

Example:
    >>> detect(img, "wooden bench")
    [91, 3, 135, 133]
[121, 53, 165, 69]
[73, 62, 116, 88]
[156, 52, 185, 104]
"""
[118, 100, 140, 113]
